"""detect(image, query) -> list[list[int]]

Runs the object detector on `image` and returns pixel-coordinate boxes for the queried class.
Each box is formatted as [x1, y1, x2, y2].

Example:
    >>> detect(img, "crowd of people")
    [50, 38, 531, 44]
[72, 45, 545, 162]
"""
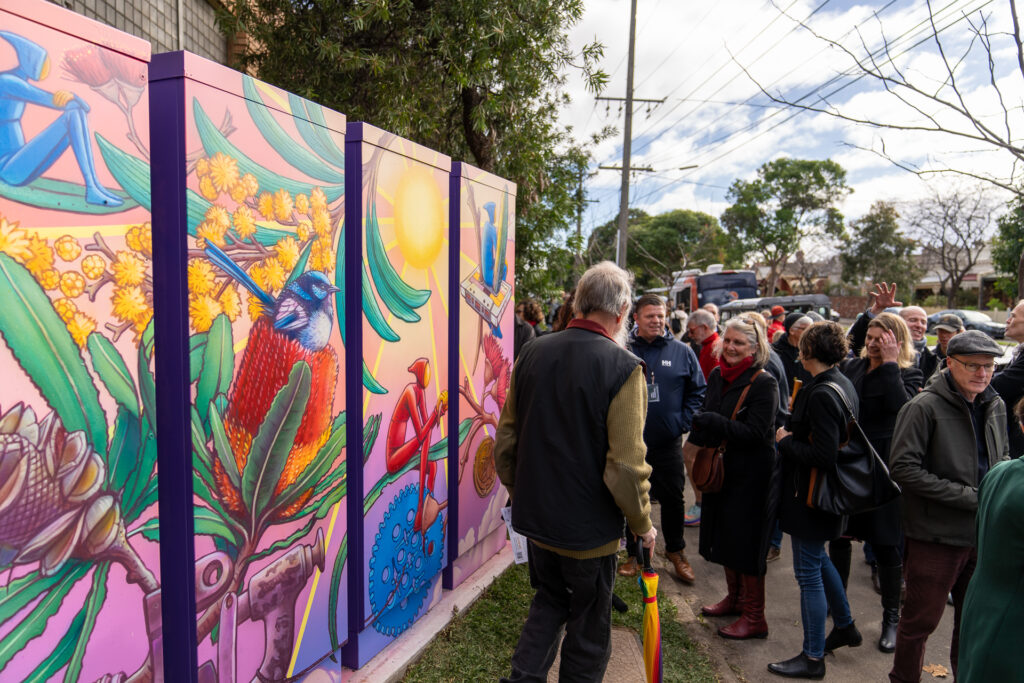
[497, 263, 1024, 682]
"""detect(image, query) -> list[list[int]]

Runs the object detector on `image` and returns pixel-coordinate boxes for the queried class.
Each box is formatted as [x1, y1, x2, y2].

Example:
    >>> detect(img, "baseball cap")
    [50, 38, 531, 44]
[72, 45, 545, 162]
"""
[933, 314, 964, 333]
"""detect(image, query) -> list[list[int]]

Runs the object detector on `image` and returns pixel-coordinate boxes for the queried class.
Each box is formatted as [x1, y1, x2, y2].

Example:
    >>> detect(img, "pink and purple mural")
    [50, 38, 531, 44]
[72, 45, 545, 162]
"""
[446, 162, 515, 589]
[342, 124, 455, 668]
[0, 0, 161, 680]
[149, 52, 349, 681]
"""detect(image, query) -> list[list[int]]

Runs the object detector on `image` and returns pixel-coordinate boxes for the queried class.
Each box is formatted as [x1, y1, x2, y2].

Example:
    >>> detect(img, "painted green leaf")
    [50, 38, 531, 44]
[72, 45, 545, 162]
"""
[63, 562, 109, 682]
[209, 401, 240, 490]
[0, 255, 107, 454]
[363, 413, 382, 457]
[243, 77, 344, 184]
[124, 429, 157, 521]
[195, 314, 234, 435]
[0, 563, 87, 619]
[292, 95, 346, 168]
[135, 508, 241, 547]
[312, 460, 346, 500]
[361, 262, 399, 342]
[0, 567, 86, 668]
[335, 222, 345, 344]
[362, 362, 387, 395]
[0, 175, 134, 214]
[328, 531, 348, 658]
[22, 601, 86, 683]
[88, 333, 139, 415]
[107, 407, 142, 493]
[192, 474, 243, 541]
[95, 134, 150, 210]
[366, 202, 422, 322]
[248, 514, 316, 563]
[242, 362, 311, 527]
[138, 320, 157, 423]
[314, 481, 347, 519]
[193, 98, 343, 204]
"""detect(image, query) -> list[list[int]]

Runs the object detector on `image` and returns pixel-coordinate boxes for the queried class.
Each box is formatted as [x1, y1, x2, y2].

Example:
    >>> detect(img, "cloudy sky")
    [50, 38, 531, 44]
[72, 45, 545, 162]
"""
[563, 0, 1022, 249]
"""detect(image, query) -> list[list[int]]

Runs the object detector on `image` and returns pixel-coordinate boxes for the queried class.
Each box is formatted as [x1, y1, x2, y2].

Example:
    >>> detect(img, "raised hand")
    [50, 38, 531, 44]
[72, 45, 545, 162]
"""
[868, 282, 903, 315]
[878, 330, 900, 364]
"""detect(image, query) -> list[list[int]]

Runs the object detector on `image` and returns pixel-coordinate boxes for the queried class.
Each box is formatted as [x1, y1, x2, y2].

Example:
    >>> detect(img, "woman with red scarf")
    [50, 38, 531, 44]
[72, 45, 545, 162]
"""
[688, 314, 780, 640]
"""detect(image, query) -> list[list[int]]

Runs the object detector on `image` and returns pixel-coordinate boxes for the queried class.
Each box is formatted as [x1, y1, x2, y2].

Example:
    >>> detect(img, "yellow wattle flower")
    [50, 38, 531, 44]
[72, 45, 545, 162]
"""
[199, 175, 219, 201]
[24, 235, 54, 276]
[275, 236, 301, 272]
[208, 152, 240, 193]
[295, 193, 310, 215]
[67, 312, 96, 348]
[189, 294, 222, 333]
[195, 157, 210, 178]
[59, 271, 86, 298]
[53, 297, 78, 323]
[187, 259, 216, 296]
[81, 254, 107, 280]
[54, 235, 81, 262]
[111, 251, 147, 287]
[38, 268, 60, 291]
[220, 285, 242, 321]
[312, 208, 331, 239]
[196, 220, 227, 249]
[272, 189, 294, 222]
[247, 293, 264, 321]
[233, 206, 257, 240]
[205, 205, 231, 230]
[262, 257, 286, 293]
[112, 285, 149, 323]
[229, 182, 248, 204]
[241, 173, 259, 198]
[310, 187, 327, 213]
[296, 220, 313, 242]
[126, 223, 153, 257]
[257, 192, 275, 221]
[0, 215, 32, 262]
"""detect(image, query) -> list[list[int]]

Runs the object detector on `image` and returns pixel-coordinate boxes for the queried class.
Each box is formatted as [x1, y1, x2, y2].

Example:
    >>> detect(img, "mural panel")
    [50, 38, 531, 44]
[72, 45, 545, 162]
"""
[0, 1, 161, 680]
[446, 162, 515, 589]
[342, 124, 453, 668]
[150, 52, 349, 681]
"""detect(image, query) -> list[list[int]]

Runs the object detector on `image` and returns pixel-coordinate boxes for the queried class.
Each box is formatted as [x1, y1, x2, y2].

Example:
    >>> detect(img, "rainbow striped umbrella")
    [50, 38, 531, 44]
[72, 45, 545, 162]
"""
[639, 545, 662, 683]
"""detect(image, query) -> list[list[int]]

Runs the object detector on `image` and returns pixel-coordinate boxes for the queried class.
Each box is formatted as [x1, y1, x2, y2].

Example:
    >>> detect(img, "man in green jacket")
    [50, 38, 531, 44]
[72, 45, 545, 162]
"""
[495, 261, 657, 683]
[888, 331, 1010, 683]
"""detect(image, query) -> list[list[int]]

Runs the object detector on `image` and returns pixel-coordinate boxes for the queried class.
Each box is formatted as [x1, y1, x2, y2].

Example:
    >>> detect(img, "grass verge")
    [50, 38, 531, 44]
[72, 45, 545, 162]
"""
[403, 560, 717, 682]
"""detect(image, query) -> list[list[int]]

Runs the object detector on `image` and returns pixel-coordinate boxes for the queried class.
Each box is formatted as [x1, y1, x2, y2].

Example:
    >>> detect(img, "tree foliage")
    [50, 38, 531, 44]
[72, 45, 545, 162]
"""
[991, 192, 1024, 300]
[218, 0, 606, 300]
[720, 158, 850, 296]
[840, 201, 921, 299]
[586, 209, 730, 290]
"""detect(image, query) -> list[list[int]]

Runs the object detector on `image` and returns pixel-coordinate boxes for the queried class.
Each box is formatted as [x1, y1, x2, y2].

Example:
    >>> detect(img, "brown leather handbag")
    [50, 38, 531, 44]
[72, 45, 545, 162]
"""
[688, 370, 762, 493]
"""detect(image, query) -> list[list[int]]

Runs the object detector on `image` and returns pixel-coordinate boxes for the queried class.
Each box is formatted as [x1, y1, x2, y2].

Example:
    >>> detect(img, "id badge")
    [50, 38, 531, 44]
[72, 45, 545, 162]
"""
[647, 382, 660, 403]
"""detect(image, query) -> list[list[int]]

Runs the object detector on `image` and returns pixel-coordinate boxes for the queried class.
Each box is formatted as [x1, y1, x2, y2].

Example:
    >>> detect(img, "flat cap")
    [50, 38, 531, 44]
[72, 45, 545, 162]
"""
[946, 329, 1003, 357]
[934, 313, 964, 332]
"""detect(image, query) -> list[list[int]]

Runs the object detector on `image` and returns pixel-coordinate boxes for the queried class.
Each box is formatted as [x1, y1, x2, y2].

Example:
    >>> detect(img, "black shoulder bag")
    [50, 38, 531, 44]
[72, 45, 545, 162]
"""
[804, 381, 901, 515]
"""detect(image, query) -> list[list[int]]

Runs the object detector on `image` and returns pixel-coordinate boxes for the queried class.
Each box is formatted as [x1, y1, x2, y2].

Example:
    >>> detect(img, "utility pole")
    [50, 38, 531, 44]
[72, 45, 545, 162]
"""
[596, 0, 664, 269]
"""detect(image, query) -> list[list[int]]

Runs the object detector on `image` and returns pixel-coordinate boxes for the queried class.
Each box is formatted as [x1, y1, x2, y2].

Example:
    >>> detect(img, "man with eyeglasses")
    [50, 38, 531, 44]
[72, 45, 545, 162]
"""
[887, 331, 1010, 683]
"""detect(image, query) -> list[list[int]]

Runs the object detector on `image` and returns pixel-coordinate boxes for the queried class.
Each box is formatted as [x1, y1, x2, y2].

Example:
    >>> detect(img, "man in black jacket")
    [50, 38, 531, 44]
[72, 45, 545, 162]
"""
[618, 294, 706, 582]
[495, 262, 657, 683]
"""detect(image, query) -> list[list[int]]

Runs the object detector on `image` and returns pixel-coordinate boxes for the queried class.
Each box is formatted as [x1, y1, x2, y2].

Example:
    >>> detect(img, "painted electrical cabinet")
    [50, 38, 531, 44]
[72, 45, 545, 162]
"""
[445, 162, 515, 589]
[342, 123, 452, 668]
[149, 51, 348, 682]
[0, 0, 161, 680]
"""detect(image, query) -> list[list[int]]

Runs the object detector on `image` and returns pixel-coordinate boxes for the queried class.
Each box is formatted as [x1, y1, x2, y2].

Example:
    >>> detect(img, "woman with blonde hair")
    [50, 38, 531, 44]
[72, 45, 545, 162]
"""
[689, 315, 779, 640]
[830, 312, 923, 653]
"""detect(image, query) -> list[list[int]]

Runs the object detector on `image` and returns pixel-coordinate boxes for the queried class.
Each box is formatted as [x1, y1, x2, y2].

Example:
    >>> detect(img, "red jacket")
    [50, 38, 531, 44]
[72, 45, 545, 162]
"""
[698, 332, 720, 380]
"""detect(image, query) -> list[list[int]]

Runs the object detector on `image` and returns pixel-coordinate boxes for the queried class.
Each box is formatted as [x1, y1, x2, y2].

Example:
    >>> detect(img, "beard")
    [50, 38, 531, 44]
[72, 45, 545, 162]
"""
[613, 318, 630, 348]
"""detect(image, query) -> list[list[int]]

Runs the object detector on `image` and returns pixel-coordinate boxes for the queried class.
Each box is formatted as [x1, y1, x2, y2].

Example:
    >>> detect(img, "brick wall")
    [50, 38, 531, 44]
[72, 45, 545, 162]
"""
[832, 294, 868, 320]
[50, 0, 227, 63]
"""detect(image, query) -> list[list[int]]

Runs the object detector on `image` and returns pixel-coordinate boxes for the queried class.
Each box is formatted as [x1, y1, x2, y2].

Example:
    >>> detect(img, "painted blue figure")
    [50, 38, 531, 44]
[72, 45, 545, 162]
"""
[205, 242, 339, 352]
[0, 31, 122, 206]
[480, 201, 507, 294]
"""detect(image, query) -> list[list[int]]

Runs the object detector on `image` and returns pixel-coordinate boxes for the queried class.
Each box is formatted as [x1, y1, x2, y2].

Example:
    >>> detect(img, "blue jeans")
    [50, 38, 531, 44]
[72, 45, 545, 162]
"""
[791, 535, 853, 658]
[771, 520, 783, 550]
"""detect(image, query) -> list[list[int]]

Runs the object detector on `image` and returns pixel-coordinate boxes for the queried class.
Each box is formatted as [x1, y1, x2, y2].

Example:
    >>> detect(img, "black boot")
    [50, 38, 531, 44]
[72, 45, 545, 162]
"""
[878, 564, 902, 653]
[824, 621, 862, 652]
[768, 653, 826, 679]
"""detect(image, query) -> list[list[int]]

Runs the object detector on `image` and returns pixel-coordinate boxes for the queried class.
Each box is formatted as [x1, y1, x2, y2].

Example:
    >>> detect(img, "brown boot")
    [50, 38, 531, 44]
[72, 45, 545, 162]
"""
[719, 574, 768, 639]
[702, 567, 741, 616]
[617, 556, 638, 577]
[666, 550, 696, 584]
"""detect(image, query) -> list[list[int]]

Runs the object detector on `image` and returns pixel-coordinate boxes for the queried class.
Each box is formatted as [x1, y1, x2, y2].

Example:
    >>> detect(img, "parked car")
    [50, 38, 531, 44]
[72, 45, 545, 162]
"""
[926, 309, 1006, 339]
[720, 294, 839, 323]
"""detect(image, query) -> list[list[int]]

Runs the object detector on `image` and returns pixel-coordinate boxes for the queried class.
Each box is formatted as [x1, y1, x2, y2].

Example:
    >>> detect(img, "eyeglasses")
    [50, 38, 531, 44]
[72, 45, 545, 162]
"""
[950, 357, 996, 373]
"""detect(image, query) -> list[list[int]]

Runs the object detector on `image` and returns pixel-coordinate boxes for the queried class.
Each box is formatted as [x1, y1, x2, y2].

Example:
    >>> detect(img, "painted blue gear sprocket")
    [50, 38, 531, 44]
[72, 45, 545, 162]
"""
[368, 483, 445, 636]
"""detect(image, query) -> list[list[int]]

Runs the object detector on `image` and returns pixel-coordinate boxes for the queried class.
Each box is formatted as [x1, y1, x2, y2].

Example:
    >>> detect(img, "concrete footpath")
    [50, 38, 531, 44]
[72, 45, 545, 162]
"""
[644, 499, 957, 682]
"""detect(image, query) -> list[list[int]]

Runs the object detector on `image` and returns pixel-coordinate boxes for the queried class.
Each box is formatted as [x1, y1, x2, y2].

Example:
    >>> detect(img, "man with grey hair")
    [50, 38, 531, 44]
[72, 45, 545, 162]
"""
[495, 261, 657, 682]
[992, 299, 1024, 456]
[850, 283, 937, 378]
[687, 308, 720, 380]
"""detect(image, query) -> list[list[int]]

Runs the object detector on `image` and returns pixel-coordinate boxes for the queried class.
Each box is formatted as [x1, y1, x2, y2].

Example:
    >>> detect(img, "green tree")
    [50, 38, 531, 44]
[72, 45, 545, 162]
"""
[840, 201, 921, 299]
[585, 209, 728, 290]
[720, 158, 850, 295]
[992, 193, 1024, 301]
[218, 0, 606, 300]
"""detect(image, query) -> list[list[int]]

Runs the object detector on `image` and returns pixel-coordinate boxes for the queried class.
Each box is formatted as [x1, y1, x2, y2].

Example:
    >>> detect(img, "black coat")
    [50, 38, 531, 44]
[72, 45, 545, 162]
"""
[838, 358, 923, 545]
[778, 367, 859, 542]
[772, 334, 810, 394]
[991, 349, 1024, 457]
[690, 365, 779, 576]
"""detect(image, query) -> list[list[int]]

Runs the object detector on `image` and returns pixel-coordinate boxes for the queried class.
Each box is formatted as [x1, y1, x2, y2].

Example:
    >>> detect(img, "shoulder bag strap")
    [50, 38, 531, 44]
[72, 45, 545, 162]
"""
[820, 380, 855, 421]
[729, 369, 764, 419]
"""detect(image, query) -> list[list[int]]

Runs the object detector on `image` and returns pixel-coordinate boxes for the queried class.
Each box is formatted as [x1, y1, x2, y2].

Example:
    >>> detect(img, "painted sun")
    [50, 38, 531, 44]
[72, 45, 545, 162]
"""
[393, 165, 444, 269]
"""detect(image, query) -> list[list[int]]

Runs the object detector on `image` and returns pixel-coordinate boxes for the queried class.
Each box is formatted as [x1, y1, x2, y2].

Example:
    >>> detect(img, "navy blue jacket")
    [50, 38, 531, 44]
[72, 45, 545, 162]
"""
[629, 329, 706, 447]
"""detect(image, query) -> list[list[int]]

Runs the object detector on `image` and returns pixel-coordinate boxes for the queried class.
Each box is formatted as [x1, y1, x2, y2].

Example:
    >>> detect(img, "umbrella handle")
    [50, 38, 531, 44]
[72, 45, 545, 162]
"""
[641, 544, 654, 572]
